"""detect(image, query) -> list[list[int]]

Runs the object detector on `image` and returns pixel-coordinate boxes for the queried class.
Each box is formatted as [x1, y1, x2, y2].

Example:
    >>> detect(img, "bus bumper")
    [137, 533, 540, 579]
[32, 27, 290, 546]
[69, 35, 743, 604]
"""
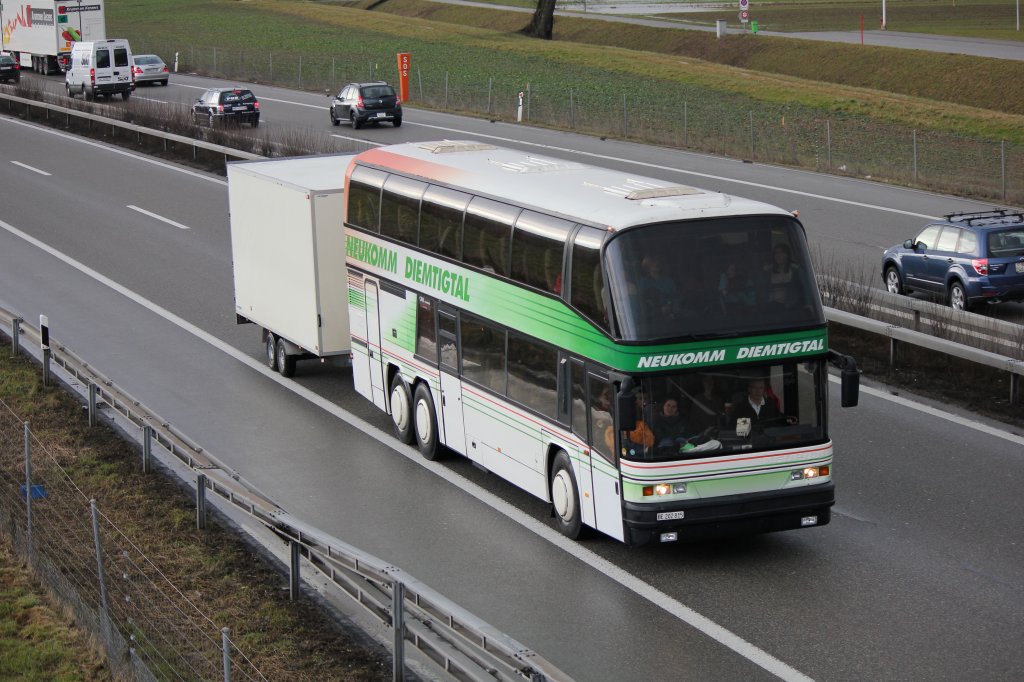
[622, 482, 835, 546]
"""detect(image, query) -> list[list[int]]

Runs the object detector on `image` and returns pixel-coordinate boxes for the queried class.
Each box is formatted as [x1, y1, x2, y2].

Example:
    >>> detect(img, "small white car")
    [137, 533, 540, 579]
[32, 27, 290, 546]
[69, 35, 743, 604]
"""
[132, 54, 168, 86]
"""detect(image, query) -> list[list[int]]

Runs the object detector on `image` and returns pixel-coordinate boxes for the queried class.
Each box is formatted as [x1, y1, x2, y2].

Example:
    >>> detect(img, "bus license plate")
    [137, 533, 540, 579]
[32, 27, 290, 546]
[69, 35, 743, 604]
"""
[657, 511, 685, 521]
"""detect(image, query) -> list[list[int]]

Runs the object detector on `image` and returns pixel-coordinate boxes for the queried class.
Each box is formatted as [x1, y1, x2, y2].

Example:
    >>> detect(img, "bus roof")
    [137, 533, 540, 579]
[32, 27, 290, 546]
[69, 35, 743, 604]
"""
[352, 141, 793, 231]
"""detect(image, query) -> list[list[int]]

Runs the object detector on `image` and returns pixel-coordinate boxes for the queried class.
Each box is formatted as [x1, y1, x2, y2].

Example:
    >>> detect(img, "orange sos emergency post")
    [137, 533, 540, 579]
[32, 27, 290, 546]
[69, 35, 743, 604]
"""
[396, 53, 410, 102]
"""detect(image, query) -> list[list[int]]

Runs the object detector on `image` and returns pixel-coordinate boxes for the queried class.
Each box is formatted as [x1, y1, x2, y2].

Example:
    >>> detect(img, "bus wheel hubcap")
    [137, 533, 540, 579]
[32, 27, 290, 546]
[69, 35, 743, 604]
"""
[552, 471, 573, 520]
[415, 400, 431, 443]
[391, 387, 409, 431]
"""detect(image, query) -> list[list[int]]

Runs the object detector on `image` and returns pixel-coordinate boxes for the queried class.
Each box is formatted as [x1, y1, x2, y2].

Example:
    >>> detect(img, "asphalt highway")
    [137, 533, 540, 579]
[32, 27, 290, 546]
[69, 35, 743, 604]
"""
[1, 79, 1023, 681]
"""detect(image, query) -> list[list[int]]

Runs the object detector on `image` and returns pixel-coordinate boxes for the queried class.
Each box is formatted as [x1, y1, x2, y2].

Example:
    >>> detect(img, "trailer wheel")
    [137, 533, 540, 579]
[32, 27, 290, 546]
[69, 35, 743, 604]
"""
[413, 383, 440, 460]
[389, 375, 415, 445]
[551, 451, 583, 539]
[276, 338, 296, 378]
[65, 83, 73, 99]
[265, 333, 277, 371]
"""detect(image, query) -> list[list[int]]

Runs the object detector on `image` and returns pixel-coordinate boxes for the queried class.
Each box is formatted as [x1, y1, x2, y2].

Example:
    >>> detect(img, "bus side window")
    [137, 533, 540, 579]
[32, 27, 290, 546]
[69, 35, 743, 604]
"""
[570, 227, 609, 333]
[420, 186, 468, 260]
[460, 313, 507, 395]
[380, 175, 425, 245]
[347, 166, 387, 232]
[415, 296, 437, 363]
[438, 310, 458, 370]
[463, 197, 518, 277]
[589, 376, 615, 463]
[507, 333, 558, 418]
[570, 362, 588, 441]
[511, 211, 571, 295]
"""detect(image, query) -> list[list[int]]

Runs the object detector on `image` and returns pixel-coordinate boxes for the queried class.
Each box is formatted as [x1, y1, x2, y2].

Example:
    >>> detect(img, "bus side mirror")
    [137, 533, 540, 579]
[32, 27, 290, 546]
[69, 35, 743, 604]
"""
[828, 350, 860, 408]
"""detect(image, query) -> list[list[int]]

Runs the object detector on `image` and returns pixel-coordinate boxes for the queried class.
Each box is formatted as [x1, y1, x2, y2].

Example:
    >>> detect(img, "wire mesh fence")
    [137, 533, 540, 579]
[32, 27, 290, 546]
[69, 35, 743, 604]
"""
[134, 40, 1023, 205]
[0, 399, 266, 682]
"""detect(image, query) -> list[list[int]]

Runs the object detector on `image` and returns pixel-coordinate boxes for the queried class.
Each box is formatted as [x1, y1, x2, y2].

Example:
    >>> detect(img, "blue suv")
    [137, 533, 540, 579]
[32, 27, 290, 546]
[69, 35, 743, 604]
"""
[881, 209, 1024, 311]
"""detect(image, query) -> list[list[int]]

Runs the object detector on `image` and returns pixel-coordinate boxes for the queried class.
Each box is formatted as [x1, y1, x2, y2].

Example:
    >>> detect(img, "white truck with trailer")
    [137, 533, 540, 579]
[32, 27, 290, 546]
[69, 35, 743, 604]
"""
[228, 155, 354, 376]
[0, 0, 105, 74]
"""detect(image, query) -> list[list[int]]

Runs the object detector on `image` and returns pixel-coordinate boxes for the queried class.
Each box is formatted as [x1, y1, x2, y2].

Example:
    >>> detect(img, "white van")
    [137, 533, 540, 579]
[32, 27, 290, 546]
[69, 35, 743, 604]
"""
[65, 39, 135, 101]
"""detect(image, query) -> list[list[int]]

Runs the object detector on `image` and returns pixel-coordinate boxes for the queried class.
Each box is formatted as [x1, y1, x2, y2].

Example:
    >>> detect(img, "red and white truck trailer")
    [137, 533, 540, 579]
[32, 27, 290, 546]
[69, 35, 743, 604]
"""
[1, 0, 105, 74]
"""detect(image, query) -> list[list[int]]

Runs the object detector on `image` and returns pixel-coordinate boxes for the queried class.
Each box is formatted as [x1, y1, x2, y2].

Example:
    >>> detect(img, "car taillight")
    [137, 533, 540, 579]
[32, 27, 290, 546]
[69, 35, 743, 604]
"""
[217, 105, 224, 113]
[89, 67, 95, 84]
[396, 97, 401, 105]
[356, 96, 364, 108]
[133, 66, 143, 75]
[253, 101, 259, 109]
[972, 258, 989, 275]
[162, 66, 168, 73]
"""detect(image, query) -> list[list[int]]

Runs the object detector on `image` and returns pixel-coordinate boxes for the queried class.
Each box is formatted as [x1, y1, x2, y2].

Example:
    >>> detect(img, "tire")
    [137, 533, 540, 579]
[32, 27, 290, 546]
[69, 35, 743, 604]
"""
[330, 108, 340, 126]
[265, 333, 277, 372]
[350, 111, 362, 130]
[550, 451, 583, 539]
[949, 281, 971, 312]
[160, 79, 168, 86]
[412, 383, 440, 460]
[85, 88, 93, 102]
[884, 266, 904, 295]
[65, 83, 73, 98]
[121, 90, 130, 101]
[251, 118, 259, 128]
[393, 117, 402, 128]
[276, 337, 296, 378]
[389, 374, 415, 445]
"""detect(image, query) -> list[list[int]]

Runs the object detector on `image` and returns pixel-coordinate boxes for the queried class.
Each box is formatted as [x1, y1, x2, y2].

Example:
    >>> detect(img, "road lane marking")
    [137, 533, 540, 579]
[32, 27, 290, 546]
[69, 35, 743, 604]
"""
[331, 134, 384, 146]
[134, 96, 168, 104]
[126, 205, 191, 230]
[10, 160, 51, 176]
[0, 215, 815, 682]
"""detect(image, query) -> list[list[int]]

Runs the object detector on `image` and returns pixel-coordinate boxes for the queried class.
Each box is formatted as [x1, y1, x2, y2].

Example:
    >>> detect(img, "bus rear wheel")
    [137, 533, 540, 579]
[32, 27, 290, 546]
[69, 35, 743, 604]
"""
[276, 338, 296, 378]
[389, 374, 415, 445]
[413, 383, 440, 460]
[265, 333, 277, 371]
[551, 451, 583, 539]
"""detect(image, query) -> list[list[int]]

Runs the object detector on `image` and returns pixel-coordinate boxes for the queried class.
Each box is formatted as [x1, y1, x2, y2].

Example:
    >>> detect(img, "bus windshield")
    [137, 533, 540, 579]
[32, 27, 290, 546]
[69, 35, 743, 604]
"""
[604, 215, 823, 341]
[615, 360, 826, 462]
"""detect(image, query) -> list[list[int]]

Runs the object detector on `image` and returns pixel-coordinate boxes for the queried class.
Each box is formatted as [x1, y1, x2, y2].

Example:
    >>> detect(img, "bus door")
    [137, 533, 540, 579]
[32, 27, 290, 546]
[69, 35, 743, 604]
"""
[567, 360, 596, 530]
[363, 280, 387, 410]
[438, 309, 466, 455]
[586, 372, 625, 541]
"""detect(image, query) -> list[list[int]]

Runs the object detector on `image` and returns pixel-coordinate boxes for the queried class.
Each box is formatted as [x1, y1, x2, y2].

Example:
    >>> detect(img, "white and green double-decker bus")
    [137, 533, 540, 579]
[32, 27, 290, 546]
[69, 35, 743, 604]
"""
[343, 140, 858, 545]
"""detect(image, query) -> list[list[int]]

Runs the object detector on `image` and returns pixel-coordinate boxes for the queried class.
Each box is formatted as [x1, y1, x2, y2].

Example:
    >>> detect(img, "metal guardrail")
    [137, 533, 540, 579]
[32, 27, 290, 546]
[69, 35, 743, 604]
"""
[0, 91, 262, 166]
[0, 307, 569, 682]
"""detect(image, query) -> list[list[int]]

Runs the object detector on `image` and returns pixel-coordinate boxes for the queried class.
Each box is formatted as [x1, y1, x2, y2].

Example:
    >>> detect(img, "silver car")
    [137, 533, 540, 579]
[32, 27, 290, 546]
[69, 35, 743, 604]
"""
[132, 54, 168, 86]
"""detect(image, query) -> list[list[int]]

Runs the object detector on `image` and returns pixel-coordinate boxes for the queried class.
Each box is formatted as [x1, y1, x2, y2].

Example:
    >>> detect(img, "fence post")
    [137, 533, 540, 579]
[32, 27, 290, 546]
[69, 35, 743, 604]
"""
[417, 69, 423, 102]
[912, 129, 918, 182]
[889, 337, 898, 369]
[569, 88, 574, 129]
[444, 71, 449, 109]
[10, 317, 21, 356]
[683, 101, 688, 147]
[1010, 373, 1019, 405]
[213, 46, 217, 75]
[142, 425, 152, 474]
[826, 119, 832, 171]
[1001, 140, 1007, 202]
[487, 77, 492, 114]
[88, 382, 98, 427]
[622, 94, 627, 136]
[90, 499, 112, 646]
[298, 54, 303, 89]
[269, 53, 273, 82]
[24, 422, 32, 551]
[749, 111, 755, 160]
[393, 581, 406, 682]
[222, 627, 232, 682]
[40, 314, 50, 387]
[332, 57, 336, 88]
[196, 473, 207, 530]
[289, 541, 301, 601]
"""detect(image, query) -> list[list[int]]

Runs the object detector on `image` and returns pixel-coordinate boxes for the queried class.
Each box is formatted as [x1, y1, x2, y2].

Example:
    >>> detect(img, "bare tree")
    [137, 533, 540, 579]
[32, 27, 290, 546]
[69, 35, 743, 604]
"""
[522, 0, 557, 40]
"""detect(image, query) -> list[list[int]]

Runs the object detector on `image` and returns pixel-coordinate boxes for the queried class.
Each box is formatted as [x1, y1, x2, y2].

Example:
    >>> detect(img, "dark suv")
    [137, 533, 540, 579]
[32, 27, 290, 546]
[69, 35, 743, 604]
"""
[0, 54, 20, 84]
[881, 209, 1024, 311]
[330, 81, 401, 129]
[191, 87, 260, 127]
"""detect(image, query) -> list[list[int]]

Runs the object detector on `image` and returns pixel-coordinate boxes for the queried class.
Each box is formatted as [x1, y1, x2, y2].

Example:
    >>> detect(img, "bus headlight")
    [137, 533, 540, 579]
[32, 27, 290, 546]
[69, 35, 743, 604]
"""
[790, 465, 829, 481]
[643, 482, 686, 496]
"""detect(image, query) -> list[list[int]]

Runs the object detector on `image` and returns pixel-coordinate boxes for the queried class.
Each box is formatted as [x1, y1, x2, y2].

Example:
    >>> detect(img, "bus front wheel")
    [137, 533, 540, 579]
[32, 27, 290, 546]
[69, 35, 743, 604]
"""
[389, 374, 415, 445]
[551, 451, 583, 539]
[413, 383, 440, 460]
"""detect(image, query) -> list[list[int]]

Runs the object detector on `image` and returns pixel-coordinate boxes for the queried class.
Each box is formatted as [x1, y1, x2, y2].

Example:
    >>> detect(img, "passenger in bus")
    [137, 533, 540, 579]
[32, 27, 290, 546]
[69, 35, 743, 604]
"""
[719, 261, 757, 310]
[606, 390, 654, 456]
[638, 256, 678, 319]
[763, 243, 801, 306]
[728, 378, 796, 431]
[684, 374, 725, 434]
[653, 397, 688, 448]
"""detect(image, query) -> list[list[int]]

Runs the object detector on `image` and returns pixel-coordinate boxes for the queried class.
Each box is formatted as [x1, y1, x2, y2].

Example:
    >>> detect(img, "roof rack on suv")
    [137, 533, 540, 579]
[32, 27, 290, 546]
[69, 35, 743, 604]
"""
[944, 208, 1024, 226]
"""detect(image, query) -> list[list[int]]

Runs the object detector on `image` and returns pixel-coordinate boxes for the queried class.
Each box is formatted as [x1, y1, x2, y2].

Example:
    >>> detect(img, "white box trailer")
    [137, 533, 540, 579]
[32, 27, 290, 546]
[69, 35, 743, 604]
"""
[1, 0, 106, 74]
[228, 154, 354, 376]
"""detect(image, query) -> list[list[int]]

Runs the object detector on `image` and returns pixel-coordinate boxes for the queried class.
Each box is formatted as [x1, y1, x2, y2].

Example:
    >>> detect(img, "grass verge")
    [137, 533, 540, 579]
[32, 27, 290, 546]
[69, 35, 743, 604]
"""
[0, 338, 391, 681]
